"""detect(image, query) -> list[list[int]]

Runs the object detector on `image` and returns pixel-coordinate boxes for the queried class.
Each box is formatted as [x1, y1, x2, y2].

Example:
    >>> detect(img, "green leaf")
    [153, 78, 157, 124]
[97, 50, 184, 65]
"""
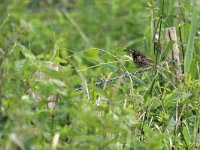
[144, 75, 156, 99]
[184, 5, 197, 74]
[50, 79, 66, 87]
[0, 13, 10, 31]
[13, 43, 36, 61]
[182, 125, 190, 146]
[161, 40, 174, 61]
[130, 74, 147, 87]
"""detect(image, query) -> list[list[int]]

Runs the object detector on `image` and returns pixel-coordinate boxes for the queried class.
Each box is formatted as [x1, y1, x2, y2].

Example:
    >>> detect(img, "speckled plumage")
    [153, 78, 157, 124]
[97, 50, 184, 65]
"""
[126, 49, 154, 68]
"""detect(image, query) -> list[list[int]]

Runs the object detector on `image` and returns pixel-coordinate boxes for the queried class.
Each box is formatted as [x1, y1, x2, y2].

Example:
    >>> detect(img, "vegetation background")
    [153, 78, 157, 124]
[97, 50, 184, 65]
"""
[0, 0, 199, 149]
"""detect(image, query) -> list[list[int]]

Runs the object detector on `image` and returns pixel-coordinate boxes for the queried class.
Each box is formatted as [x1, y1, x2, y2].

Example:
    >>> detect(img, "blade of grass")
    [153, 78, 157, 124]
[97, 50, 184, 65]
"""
[184, 5, 197, 74]
[129, 74, 147, 87]
[161, 40, 174, 61]
[0, 13, 10, 32]
[11, 43, 36, 61]
[144, 75, 157, 99]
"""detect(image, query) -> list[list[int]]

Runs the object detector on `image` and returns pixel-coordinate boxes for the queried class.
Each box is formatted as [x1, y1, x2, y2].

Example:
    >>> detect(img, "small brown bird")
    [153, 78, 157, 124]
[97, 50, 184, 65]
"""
[125, 49, 154, 68]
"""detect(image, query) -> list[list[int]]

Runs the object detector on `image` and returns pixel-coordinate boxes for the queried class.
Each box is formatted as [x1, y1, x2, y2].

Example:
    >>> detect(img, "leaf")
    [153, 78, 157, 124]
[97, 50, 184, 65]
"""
[20, 45, 36, 61]
[129, 74, 147, 87]
[184, 5, 197, 74]
[14, 59, 26, 72]
[9, 134, 25, 150]
[161, 40, 174, 61]
[0, 13, 10, 31]
[166, 117, 176, 132]
[50, 79, 66, 87]
[182, 125, 190, 146]
[144, 75, 156, 99]
[52, 133, 60, 150]
[13, 43, 36, 61]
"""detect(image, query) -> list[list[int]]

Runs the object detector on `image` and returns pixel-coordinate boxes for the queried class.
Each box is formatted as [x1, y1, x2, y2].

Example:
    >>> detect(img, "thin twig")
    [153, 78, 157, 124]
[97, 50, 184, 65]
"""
[74, 61, 173, 92]
[74, 67, 151, 91]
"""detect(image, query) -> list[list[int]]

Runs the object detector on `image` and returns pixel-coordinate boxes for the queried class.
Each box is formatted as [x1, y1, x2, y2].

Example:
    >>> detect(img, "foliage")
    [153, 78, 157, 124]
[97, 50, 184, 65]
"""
[0, 0, 199, 149]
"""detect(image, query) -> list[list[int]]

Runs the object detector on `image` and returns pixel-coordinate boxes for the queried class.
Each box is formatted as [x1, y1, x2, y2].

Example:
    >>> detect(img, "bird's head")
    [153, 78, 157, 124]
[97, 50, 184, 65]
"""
[125, 49, 139, 56]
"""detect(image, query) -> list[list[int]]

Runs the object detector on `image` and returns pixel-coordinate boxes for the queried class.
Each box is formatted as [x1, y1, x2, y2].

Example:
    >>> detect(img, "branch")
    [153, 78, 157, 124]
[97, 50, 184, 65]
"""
[74, 61, 171, 92]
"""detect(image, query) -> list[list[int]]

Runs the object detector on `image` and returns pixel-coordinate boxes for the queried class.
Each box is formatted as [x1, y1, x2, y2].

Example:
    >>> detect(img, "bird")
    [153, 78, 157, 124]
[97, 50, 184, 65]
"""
[125, 49, 154, 68]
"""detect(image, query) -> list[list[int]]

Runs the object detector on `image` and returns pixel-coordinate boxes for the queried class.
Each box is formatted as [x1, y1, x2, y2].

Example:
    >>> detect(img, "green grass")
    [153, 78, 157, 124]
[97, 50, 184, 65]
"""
[0, 0, 199, 149]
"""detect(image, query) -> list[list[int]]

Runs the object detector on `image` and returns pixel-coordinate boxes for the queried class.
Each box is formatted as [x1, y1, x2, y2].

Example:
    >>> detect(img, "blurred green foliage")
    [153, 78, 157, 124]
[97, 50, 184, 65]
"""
[0, 0, 147, 54]
[0, 0, 200, 149]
